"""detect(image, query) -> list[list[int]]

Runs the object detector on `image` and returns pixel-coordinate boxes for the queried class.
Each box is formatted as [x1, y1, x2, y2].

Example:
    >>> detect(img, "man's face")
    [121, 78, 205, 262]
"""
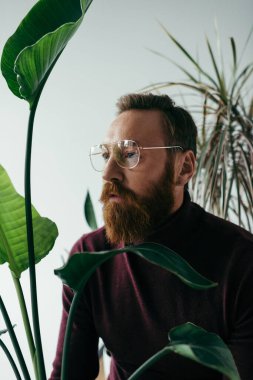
[100, 109, 177, 244]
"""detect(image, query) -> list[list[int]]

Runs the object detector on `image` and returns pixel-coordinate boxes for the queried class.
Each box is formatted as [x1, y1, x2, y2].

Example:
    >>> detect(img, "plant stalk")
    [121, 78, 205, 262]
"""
[25, 95, 47, 380]
[128, 348, 168, 380]
[0, 338, 22, 380]
[12, 273, 39, 380]
[61, 289, 83, 380]
[0, 296, 31, 380]
[24, 51, 64, 380]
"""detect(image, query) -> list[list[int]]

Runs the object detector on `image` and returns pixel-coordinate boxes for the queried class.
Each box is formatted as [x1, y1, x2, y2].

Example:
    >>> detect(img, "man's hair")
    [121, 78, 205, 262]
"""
[116, 93, 197, 156]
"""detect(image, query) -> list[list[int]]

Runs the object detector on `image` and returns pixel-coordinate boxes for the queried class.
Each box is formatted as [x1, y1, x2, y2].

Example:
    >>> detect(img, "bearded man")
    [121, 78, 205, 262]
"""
[50, 93, 253, 380]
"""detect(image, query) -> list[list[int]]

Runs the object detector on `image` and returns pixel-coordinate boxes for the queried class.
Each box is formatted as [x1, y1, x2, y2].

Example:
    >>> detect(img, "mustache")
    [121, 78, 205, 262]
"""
[100, 182, 137, 203]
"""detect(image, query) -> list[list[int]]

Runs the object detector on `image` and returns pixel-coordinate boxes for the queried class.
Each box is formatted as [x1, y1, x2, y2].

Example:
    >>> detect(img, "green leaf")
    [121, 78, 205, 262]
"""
[206, 37, 227, 102]
[224, 170, 235, 220]
[0, 165, 58, 278]
[0, 328, 8, 336]
[147, 48, 199, 83]
[84, 190, 98, 230]
[168, 323, 240, 380]
[0, 325, 16, 336]
[230, 37, 237, 75]
[248, 97, 253, 118]
[129, 323, 240, 380]
[54, 242, 217, 292]
[159, 24, 218, 88]
[237, 25, 253, 67]
[1, 0, 93, 107]
[233, 64, 253, 100]
[209, 127, 227, 203]
[142, 81, 220, 107]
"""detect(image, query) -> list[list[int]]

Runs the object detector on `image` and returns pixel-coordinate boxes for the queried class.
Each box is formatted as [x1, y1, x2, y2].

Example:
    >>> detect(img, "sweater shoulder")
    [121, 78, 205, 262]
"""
[70, 226, 110, 255]
[192, 201, 253, 248]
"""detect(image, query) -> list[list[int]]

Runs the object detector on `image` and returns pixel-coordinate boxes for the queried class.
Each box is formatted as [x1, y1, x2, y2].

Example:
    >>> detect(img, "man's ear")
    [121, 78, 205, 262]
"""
[175, 150, 195, 186]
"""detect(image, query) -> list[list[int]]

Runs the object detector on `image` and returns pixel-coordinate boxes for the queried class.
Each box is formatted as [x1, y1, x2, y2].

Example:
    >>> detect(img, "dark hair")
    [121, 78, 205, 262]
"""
[116, 93, 197, 156]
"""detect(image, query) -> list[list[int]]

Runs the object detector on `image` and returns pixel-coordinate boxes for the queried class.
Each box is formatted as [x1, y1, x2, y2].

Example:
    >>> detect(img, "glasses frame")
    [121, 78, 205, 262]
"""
[89, 139, 184, 172]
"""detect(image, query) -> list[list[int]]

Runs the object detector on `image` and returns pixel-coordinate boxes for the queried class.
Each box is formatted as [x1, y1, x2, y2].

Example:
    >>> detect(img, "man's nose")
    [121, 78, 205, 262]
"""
[102, 155, 124, 183]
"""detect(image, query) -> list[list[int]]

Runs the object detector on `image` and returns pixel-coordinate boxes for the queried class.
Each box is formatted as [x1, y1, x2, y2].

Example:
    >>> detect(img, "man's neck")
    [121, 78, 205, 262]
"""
[170, 187, 184, 214]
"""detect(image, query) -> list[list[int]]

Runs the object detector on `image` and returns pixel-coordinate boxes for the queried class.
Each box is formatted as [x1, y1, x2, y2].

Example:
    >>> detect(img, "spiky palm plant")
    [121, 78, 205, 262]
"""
[144, 25, 253, 232]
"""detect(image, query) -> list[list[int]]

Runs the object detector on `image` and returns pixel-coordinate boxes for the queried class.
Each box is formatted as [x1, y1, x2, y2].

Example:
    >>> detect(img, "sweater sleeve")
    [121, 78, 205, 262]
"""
[49, 238, 99, 380]
[224, 246, 253, 380]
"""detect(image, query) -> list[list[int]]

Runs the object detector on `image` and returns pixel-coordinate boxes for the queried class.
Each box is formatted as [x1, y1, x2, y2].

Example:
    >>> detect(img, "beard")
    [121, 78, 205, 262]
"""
[100, 167, 174, 245]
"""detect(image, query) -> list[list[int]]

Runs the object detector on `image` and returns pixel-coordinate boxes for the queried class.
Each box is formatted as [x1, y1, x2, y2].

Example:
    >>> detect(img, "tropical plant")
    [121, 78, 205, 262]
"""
[0, 164, 58, 379]
[0, 1, 93, 379]
[0, 2, 241, 380]
[144, 24, 253, 232]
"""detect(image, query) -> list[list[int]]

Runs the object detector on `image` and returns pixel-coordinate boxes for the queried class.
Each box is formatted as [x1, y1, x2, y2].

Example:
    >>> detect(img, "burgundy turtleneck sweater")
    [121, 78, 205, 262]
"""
[49, 194, 253, 380]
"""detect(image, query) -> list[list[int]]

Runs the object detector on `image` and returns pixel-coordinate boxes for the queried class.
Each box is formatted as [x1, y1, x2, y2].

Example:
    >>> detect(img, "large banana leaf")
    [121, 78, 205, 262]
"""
[0, 165, 58, 278]
[129, 323, 240, 380]
[1, 0, 93, 107]
[55, 242, 217, 292]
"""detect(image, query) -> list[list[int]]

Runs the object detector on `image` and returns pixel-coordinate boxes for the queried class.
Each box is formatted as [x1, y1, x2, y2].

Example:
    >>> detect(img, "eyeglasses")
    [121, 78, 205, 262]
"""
[89, 139, 183, 172]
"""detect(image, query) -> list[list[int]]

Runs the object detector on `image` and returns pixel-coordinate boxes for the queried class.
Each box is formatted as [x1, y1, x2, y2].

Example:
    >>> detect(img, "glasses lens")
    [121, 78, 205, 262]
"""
[90, 140, 140, 171]
[114, 140, 139, 169]
[90, 144, 109, 172]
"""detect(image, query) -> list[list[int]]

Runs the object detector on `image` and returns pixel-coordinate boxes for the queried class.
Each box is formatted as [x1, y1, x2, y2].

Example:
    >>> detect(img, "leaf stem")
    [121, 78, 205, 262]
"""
[0, 338, 22, 380]
[12, 273, 39, 380]
[0, 296, 31, 380]
[25, 96, 46, 380]
[61, 289, 83, 380]
[128, 348, 168, 380]
[24, 50, 64, 380]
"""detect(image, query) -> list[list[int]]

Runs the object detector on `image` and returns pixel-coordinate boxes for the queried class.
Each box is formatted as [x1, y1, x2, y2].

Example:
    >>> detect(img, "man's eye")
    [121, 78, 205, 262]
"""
[124, 151, 137, 159]
[102, 152, 109, 161]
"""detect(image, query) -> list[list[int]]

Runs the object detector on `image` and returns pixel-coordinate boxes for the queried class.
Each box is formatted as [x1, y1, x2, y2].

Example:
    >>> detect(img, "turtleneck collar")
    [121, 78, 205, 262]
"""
[121, 191, 201, 250]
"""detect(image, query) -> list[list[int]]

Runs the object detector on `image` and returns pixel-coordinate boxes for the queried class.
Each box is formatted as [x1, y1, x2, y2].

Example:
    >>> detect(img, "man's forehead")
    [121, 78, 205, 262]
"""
[104, 109, 166, 144]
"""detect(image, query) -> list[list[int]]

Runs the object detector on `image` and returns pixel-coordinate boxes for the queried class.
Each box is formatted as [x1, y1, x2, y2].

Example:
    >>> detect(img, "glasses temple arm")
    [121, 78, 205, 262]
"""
[141, 146, 183, 150]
